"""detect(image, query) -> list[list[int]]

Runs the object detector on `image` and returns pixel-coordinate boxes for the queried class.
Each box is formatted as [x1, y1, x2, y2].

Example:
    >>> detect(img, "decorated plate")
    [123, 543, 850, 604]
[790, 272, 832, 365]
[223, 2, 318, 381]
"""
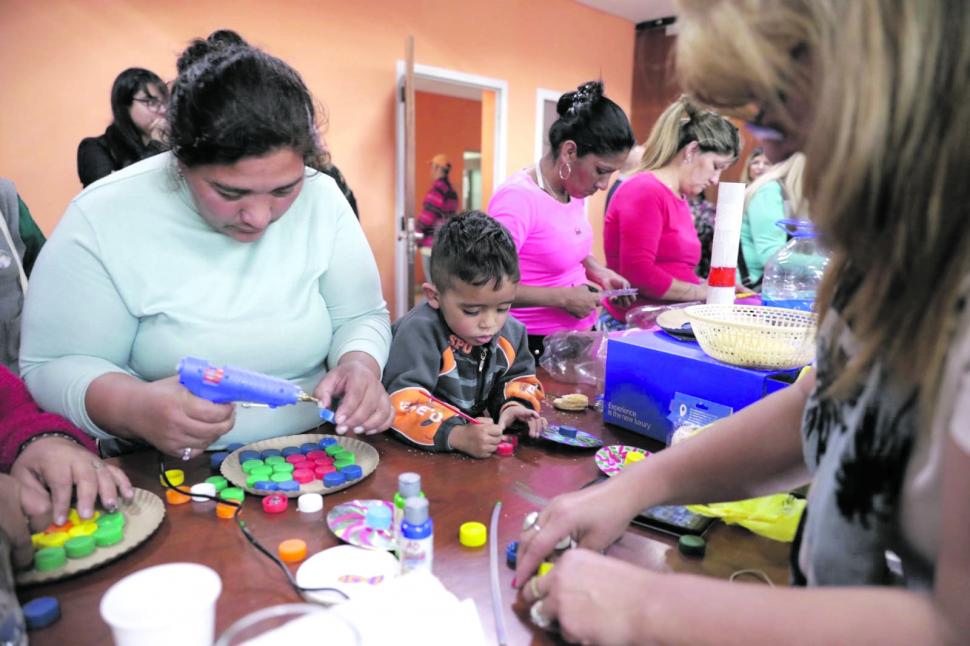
[594, 445, 651, 477]
[17, 488, 164, 585]
[540, 425, 603, 449]
[326, 500, 395, 551]
[295, 545, 400, 605]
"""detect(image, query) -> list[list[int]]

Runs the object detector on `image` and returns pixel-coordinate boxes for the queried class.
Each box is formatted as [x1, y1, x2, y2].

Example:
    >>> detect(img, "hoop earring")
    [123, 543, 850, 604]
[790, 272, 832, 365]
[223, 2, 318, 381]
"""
[558, 162, 572, 181]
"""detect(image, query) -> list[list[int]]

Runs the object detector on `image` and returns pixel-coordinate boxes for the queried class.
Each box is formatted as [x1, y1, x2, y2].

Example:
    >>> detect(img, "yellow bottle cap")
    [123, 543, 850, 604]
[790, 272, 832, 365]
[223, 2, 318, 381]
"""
[68, 523, 98, 537]
[624, 451, 645, 466]
[459, 522, 487, 548]
[538, 562, 554, 577]
[37, 531, 70, 549]
[161, 469, 185, 487]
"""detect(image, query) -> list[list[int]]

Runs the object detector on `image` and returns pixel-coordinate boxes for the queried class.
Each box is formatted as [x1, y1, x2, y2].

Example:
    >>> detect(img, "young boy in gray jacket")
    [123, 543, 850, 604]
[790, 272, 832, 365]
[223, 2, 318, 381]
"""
[383, 212, 547, 458]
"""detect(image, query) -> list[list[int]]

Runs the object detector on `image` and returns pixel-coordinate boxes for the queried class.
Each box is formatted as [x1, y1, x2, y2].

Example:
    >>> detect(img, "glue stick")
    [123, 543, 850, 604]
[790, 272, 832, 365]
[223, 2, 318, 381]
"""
[400, 497, 433, 574]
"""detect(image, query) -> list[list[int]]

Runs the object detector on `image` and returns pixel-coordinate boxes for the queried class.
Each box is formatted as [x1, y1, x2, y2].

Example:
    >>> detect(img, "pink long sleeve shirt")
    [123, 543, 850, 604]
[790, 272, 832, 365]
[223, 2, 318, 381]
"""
[488, 170, 596, 336]
[603, 172, 701, 319]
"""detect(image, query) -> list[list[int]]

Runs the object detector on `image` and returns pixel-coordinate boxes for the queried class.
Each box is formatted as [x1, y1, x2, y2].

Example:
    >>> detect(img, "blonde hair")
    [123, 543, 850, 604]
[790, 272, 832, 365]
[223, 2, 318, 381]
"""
[676, 0, 970, 417]
[638, 95, 740, 171]
[743, 152, 806, 217]
[740, 147, 766, 183]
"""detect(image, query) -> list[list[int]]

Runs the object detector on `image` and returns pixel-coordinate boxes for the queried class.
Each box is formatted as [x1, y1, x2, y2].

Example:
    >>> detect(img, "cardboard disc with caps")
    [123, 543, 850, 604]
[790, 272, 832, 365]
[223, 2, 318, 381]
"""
[594, 445, 651, 477]
[221, 433, 378, 497]
[17, 488, 165, 586]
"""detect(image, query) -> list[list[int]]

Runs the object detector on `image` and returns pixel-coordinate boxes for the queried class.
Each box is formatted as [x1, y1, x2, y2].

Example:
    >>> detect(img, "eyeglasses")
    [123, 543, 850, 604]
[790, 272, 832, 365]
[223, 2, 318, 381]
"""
[132, 95, 166, 112]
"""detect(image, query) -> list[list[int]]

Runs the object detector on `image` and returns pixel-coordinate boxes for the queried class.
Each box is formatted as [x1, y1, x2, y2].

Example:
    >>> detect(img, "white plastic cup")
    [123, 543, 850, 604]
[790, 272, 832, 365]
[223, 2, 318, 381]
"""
[100, 562, 222, 646]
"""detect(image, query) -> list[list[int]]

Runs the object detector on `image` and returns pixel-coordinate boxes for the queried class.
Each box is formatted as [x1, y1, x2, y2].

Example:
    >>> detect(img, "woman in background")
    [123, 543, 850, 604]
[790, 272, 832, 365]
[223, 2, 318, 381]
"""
[741, 146, 769, 184]
[77, 67, 169, 187]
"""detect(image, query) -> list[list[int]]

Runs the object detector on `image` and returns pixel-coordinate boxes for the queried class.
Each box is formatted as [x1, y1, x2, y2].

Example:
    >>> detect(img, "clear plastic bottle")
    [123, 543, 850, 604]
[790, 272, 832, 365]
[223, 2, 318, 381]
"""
[0, 534, 27, 646]
[761, 219, 829, 312]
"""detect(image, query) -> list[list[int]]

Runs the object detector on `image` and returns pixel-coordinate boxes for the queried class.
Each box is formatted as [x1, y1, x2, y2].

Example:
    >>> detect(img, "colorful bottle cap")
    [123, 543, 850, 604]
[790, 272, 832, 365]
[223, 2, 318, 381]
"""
[281, 446, 302, 457]
[292, 468, 314, 484]
[245, 474, 262, 488]
[160, 468, 185, 486]
[220, 487, 245, 503]
[37, 532, 70, 549]
[522, 511, 539, 532]
[459, 522, 487, 547]
[261, 494, 288, 514]
[305, 450, 327, 461]
[31, 533, 44, 548]
[249, 466, 273, 480]
[538, 562, 554, 577]
[165, 487, 191, 506]
[273, 463, 295, 474]
[291, 461, 313, 472]
[190, 482, 217, 502]
[276, 480, 300, 492]
[226, 442, 245, 452]
[210, 452, 229, 470]
[323, 472, 346, 487]
[340, 465, 363, 481]
[496, 442, 514, 456]
[314, 465, 335, 479]
[67, 508, 82, 525]
[555, 535, 572, 551]
[502, 434, 519, 448]
[205, 475, 228, 492]
[285, 454, 305, 465]
[93, 524, 123, 547]
[241, 459, 264, 473]
[64, 535, 96, 559]
[270, 472, 294, 483]
[624, 451, 646, 466]
[23, 596, 61, 629]
[319, 437, 337, 448]
[215, 502, 238, 519]
[264, 455, 286, 466]
[678, 534, 706, 558]
[278, 539, 308, 563]
[336, 452, 356, 464]
[96, 511, 125, 529]
[324, 444, 343, 456]
[239, 450, 260, 463]
[46, 521, 72, 533]
[333, 458, 354, 471]
[314, 455, 334, 465]
[260, 449, 282, 459]
[506, 541, 518, 568]
[68, 522, 98, 537]
[557, 425, 578, 438]
[253, 481, 277, 492]
[34, 546, 67, 572]
[300, 443, 318, 454]
[297, 493, 324, 514]
[319, 407, 336, 423]
[365, 502, 392, 530]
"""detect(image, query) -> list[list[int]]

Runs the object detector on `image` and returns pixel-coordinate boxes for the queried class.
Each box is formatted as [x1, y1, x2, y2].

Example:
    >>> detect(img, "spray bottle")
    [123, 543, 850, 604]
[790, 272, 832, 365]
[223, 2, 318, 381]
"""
[400, 496, 434, 574]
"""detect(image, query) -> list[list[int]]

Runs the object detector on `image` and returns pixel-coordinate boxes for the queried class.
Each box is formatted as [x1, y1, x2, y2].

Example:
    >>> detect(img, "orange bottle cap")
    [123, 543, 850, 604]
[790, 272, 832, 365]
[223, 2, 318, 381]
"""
[278, 539, 308, 563]
[166, 488, 192, 505]
[215, 502, 238, 519]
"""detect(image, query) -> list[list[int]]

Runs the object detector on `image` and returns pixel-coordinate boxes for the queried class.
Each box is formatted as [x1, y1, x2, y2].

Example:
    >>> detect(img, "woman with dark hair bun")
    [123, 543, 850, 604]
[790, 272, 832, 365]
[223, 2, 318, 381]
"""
[77, 67, 169, 187]
[488, 81, 635, 356]
[22, 36, 392, 458]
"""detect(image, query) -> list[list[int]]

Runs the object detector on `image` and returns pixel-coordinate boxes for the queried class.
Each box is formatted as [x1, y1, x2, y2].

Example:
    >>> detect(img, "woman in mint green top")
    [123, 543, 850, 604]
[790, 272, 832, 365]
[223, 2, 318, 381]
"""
[20, 36, 392, 457]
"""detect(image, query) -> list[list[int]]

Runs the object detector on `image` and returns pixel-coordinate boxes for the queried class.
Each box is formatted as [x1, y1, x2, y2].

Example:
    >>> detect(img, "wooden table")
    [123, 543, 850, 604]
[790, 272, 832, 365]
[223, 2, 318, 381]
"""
[18, 373, 789, 645]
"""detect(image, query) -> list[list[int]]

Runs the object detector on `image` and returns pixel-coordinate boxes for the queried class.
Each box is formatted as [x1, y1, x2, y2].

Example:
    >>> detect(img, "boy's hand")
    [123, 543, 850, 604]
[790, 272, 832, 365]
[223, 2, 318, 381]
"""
[499, 404, 549, 439]
[449, 419, 503, 458]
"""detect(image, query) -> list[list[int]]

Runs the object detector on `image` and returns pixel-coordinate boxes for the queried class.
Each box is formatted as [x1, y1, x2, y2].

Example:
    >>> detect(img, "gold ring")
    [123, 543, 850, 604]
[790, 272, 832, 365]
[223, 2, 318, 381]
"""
[529, 576, 541, 599]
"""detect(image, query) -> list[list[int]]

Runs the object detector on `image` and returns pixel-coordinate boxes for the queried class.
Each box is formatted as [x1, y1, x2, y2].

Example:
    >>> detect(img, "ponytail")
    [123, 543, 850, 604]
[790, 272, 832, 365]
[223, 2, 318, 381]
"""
[638, 96, 740, 171]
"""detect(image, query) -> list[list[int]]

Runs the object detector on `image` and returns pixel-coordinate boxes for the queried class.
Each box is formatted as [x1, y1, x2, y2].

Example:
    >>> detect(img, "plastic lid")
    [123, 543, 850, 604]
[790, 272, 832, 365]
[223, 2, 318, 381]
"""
[37, 532, 69, 549]
[271, 472, 294, 483]
[64, 535, 96, 559]
[260, 449, 282, 459]
[557, 425, 578, 438]
[319, 437, 337, 447]
[281, 446, 302, 457]
[93, 524, 123, 547]
[319, 407, 336, 423]
[340, 465, 363, 481]
[220, 487, 245, 502]
[190, 482, 217, 501]
[292, 468, 314, 484]
[624, 452, 645, 466]
[300, 443, 319, 454]
[323, 472, 346, 487]
[314, 465, 336, 478]
[459, 521, 487, 547]
[277, 480, 300, 492]
[34, 546, 67, 572]
[249, 466, 273, 479]
[205, 475, 228, 492]
[23, 596, 61, 629]
[210, 452, 229, 470]
[496, 442, 514, 456]
[261, 494, 288, 514]
[225, 442, 245, 452]
[506, 541, 518, 568]
[160, 469, 185, 487]
[325, 444, 344, 456]
[241, 459, 264, 473]
[297, 493, 324, 514]
[68, 523, 97, 537]
[538, 562, 554, 577]
[273, 463, 295, 473]
[264, 455, 285, 466]
[97, 511, 125, 529]
[522, 511, 538, 532]
[278, 539, 307, 563]
[215, 503, 237, 519]
[398, 472, 421, 498]
[678, 534, 706, 557]
[239, 450, 260, 463]
[253, 481, 277, 492]
[365, 502, 392, 530]
[404, 496, 429, 524]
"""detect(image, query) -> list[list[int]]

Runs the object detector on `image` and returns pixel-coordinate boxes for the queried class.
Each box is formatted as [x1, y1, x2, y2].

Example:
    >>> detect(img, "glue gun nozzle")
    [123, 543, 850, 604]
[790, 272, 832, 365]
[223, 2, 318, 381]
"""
[298, 392, 320, 404]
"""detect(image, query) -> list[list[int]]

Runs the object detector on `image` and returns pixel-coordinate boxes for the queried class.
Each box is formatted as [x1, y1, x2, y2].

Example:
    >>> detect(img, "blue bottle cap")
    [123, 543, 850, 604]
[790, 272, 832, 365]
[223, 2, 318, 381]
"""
[323, 472, 346, 487]
[557, 425, 578, 438]
[260, 449, 282, 459]
[319, 407, 336, 423]
[253, 481, 277, 492]
[281, 446, 302, 457]
[276, 480, 300, 492]
[300, 443, 319, 454]
[209, 452, 229, 470]
[319, 437, 337, 448]
[506, 541, 518, 569]
[340, 465, 363, 481]
[23, 596, 60, 629]
[226, 442, 244, 452]
[365, 502, 392, 530]
[239, 450, 260, 463]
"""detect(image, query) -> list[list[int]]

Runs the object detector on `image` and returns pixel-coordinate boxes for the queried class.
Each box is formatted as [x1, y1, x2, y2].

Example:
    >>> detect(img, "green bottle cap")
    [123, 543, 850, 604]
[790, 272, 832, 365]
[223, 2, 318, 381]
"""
[677, 534, 707, 558]
[324, 444, 343, 456]
[93, 523, 124, 547]
[271, 472, 294, 483]
[96, 511, 125, 530]
[35, 546, 67, 571]
[249, 466, 273, 479]
[205, 475, 228, 492]
[241, 459, 264, 473]
[264, 456, 286, 466]
[64, 535, 96, 559]
[273, 463, 295, 474]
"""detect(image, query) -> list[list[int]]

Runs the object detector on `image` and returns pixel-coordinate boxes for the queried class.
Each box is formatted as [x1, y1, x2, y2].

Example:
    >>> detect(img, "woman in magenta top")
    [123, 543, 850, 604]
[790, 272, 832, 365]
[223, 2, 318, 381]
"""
[603, 96, 740, 321]
[489, 81, 635, 355]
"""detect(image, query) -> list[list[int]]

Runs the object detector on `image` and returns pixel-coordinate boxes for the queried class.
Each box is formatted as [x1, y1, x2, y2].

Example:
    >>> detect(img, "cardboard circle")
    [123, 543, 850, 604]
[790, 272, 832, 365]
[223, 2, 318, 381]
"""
[594, 445, 651, 477]
[326, 500, 395, 551]
[17, 488, 165, 586]
[540, 426, 603, 449]
[295, 545, 399, 605]
[221, 433, 378, 497]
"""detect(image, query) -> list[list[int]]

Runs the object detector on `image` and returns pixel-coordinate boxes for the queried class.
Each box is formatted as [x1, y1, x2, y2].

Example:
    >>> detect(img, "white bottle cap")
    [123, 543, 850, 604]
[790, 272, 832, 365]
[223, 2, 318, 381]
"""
[297, 493, 324, 513]
[189, 482, 216, 502]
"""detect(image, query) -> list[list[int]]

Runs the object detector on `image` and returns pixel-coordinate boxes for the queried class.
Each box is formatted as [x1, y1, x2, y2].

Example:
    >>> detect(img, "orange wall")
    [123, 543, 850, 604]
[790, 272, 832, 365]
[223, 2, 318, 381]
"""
[414, 91, 482, 216]
[0, 0, 634, 314]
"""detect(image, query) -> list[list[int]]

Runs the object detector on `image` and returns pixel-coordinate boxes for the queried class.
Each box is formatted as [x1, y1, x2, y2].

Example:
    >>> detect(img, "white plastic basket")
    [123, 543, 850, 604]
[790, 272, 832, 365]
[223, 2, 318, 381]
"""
[684, 304, 816, 370]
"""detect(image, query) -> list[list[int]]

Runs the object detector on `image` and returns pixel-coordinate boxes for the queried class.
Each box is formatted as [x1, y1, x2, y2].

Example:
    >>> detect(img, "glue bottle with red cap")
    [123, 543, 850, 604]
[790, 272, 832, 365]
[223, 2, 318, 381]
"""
[400, 497, 434, 574]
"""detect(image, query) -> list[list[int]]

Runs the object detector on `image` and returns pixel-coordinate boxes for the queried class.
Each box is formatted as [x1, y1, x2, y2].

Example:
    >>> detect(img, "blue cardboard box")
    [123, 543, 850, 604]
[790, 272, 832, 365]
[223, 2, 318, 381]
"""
[603, 330, 797, 443]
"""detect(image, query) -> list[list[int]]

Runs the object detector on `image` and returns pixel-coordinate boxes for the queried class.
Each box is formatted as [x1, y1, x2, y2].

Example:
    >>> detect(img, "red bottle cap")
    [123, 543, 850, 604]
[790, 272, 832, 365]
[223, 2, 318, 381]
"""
[496, 442, 514, 456]
[261, 494, 288, 514]
[292, 468, 314, 484]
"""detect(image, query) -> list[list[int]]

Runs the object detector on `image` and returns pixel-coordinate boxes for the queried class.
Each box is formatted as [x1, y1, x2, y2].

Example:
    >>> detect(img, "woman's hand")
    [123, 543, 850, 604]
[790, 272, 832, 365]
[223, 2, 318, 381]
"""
[589, 268, 636, 308]
[11, 437, 134, 528]
[559, 285, 601, 318]
[0, 474, 34, 568]
[498, 404, 548, 439]
[313, 352, 394, 435]
[521, 548, 653, 645]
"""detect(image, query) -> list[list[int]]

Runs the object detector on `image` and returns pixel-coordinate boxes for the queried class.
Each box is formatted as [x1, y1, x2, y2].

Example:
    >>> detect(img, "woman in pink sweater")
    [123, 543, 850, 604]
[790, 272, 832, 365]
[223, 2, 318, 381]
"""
[604, 97, 740, 322]
[489, 81, 635, 356]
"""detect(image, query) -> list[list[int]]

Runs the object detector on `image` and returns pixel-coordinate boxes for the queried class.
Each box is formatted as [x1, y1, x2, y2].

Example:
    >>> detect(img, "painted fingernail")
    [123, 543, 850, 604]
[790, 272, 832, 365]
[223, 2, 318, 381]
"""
[55, 515, 65, 525]
[336, 425, 348, 434]
[353, 426, 364, 434]
[80, 507, 92, 518]
[511, 578, 517, 588]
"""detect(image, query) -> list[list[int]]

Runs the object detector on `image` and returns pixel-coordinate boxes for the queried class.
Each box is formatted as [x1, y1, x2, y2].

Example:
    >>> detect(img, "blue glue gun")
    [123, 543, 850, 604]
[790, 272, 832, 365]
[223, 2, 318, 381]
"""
[177, 357, 336, 422]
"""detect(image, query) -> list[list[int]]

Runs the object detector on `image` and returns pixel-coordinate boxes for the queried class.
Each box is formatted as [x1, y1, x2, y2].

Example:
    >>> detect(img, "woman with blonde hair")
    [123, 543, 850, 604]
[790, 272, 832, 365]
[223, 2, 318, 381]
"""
[515, 0, 970, 643]
[739, 152, 806, 287]
[740, 145, 769, 184]
[601, 95, 740, 322]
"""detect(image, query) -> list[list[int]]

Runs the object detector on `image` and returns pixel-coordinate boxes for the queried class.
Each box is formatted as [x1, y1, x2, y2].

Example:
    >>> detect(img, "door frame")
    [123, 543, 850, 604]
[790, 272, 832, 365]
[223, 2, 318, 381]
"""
[534, 87, 565, 161]
[394, 61, 508, 318]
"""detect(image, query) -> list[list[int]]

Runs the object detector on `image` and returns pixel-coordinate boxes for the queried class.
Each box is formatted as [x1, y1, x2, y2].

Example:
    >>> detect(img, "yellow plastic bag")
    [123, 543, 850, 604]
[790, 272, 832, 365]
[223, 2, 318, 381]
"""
[687, 494, 806, 542]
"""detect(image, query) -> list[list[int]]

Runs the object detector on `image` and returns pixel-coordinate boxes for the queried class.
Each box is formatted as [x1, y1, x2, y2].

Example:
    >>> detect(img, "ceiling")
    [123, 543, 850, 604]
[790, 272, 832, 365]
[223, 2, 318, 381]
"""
[574, 0, 677, 25]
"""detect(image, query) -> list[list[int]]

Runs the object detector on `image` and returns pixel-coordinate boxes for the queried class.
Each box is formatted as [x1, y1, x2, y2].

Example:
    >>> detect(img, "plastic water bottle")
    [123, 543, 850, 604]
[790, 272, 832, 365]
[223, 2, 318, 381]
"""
[0, 535, 26, 646]
[761, 219, 829, 312]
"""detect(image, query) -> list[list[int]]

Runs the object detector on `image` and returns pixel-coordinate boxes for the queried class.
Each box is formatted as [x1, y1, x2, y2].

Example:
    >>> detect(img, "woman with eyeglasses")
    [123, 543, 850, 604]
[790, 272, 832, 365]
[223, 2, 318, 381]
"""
[77, 67, 169, 188]
[516, 0, 970, 643]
